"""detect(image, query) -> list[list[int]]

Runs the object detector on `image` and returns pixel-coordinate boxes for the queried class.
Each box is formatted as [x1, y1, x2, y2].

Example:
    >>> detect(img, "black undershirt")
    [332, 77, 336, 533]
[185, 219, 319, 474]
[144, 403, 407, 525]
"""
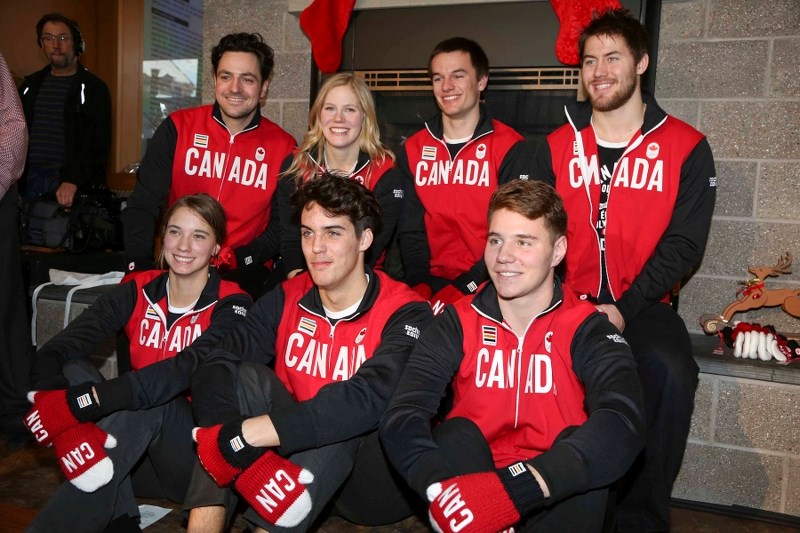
[596, 142, 626, 304]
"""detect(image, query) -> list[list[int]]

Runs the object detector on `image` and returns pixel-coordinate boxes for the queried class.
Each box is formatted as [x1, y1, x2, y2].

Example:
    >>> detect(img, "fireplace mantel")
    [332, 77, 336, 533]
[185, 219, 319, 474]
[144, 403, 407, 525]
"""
[288, 0, 539, 15]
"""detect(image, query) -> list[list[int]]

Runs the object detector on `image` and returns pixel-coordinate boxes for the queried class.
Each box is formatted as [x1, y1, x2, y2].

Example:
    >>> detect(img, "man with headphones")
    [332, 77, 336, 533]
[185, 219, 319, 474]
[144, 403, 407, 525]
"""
[18, 13, 111, 207]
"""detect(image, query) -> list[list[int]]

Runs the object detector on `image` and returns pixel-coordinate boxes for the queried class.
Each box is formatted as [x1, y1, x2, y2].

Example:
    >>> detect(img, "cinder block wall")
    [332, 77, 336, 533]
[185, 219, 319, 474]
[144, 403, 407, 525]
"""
[657, 0, 800, 336]
[637, 2, 800, 514]
[674, 373, 800, 516]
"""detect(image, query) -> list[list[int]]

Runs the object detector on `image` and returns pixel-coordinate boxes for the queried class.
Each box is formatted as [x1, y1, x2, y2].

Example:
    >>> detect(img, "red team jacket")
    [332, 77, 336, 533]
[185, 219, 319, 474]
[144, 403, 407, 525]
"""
[547, 115, 704, 303]
[402, 115, 524, 281]
[168, 105, 297, 250]
[448, 286, 592, 467]
[124, 270, 247, 370]
[274, 270, 424, 402]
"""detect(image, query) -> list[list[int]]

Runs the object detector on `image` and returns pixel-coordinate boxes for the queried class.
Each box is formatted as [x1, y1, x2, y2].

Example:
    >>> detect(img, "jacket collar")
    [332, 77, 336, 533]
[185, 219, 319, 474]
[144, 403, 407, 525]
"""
[306, 146, 372, 177]
[211, 102, 262, 134]
[565, 89, 667, 135]
[143, 268, 222, 310]
[298, 266, 380, 318]
[424, 104, 495, 142]
[471, 277, 565, 325]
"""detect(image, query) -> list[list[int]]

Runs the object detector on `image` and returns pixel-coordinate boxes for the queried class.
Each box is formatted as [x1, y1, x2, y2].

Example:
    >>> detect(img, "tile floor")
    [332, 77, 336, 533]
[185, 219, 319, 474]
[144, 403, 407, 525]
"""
[2, 436, 799, 533]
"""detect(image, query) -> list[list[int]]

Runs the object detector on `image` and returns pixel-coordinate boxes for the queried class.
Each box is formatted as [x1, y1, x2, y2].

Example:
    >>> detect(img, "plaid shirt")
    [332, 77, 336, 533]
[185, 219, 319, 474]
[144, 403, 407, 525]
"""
[0, 52, 27, 198]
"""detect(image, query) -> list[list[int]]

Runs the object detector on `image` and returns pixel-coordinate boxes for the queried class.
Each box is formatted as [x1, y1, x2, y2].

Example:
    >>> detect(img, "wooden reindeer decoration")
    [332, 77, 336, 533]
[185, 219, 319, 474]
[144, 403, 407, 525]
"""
[702, 252, 800, 333]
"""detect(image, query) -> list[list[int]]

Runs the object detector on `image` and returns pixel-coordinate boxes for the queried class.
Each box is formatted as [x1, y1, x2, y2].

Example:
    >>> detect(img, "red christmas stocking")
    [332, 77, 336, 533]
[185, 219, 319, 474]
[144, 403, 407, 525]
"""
[300, 0, 356, 73]
[549, 0, 622, 65]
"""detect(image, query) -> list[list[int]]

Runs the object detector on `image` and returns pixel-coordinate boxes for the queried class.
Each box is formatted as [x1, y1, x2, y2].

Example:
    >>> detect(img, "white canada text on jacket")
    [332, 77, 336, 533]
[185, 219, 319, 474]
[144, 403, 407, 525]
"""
[184, 148, 269, 190]
[568, 153, 664, 192]
[475, 348, 553, 393]
[284, 332, 367, 381]
[415, 158, 491, 187]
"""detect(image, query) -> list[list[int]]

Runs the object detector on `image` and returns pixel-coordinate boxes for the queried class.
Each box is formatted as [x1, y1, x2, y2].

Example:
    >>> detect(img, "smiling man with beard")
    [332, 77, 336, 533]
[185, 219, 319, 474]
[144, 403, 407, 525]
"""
[533, 8, 717, 532]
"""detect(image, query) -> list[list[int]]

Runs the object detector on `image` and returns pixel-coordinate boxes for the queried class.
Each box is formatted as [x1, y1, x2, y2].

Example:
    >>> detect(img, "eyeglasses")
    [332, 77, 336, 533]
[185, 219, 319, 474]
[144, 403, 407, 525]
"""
[40, 34, 72, 43]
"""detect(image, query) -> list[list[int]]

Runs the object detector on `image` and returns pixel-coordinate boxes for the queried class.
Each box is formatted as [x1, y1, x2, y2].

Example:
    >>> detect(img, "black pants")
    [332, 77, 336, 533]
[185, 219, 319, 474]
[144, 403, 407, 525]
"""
[185, 361, 416, 532]
[614, 303, 698, 532]
[435, 417, 608, 533]
[27, 359, 195, 532]
[0, 185, 34, 432]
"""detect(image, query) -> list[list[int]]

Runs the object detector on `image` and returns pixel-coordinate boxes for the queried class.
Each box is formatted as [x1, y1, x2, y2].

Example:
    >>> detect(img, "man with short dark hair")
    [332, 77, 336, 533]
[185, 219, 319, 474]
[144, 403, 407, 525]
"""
[533, 8, 717, 531]
[122, 32, 296, 296]
[185, 175, 432, 532]
[19, 12, 111, 207]
[381, 179, 644, 532]
[397, 37, 534, 312]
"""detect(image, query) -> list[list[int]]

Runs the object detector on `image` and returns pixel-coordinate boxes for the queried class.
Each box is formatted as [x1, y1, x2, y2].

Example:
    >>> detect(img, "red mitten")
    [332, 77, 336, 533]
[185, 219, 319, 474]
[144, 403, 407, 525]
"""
[299, 0, 356, 73]
[193, 423, 263, 487]
[430, 285, 465, 316]
[235, 451, 314, 528]
[549, 0, 622, 65]
[427, 472, 521, 533]
[25, 389, 85, 446]
[54, 422, 117, 492]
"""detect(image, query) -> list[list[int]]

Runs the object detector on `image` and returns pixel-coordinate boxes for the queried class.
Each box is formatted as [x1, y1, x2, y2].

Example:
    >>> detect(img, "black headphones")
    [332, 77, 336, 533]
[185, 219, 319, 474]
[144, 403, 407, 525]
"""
[36, 13, 85, 56]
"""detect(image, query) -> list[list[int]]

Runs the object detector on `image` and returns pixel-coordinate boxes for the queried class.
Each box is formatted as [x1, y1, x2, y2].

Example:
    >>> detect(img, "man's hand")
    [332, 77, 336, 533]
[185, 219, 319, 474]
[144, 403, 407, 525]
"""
[55, 182, 78, 207]
[427, 472, 520, 533]
[234, 451, 314, 527]
[25, 385, 100, 446]
[193, 422, 264, 487]
[427, 463, 546, 533]
[596, 303, 625, 331]
[53, 423, 117, 492]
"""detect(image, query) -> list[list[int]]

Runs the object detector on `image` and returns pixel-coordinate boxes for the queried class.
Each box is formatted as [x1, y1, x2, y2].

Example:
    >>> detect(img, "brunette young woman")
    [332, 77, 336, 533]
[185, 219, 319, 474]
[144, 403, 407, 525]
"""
[25, 193, 252, 533]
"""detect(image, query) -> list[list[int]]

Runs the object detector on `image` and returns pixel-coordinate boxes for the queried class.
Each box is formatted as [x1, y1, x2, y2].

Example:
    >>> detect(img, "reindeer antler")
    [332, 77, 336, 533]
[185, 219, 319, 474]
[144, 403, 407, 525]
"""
[774, 251, 793, 274]
[748, 252, 793, 280]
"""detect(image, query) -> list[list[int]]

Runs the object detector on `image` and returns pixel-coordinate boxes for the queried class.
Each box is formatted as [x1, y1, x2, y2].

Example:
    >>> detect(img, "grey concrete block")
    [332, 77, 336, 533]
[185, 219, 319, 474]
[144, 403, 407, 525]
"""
[282, 101, 311, 148]
[771, 38, 800, 98]
[700, 101, 800, 160]
[659, 0, 706, 42]
[714, 160, 757, 217]
[657, 41, 768, 99]
[673, 442, 785, 513]
[657, 99, 700, 129]
[715, 379, 800, 454]
[701, 219, 757, 278]
[269, 52, 311, 100]
[758, 163, 800, 221]
[701, 219, 800, 280]
[261, 101, 282, 126]
[677, 276, 744, 334]
[708, 0, 800, 38]
[284, 10, 310, 51]
[689, 374, 715, 441]
[786, 457, 800, 516]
